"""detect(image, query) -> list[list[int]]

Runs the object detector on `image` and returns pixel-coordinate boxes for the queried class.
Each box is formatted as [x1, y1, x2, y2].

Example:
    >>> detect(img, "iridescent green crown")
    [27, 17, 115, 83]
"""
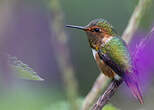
[87, 18, 117, 35]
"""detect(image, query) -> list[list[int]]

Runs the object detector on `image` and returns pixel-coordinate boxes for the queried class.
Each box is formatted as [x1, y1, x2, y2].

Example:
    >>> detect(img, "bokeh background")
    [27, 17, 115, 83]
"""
[0, 0, 154, 110]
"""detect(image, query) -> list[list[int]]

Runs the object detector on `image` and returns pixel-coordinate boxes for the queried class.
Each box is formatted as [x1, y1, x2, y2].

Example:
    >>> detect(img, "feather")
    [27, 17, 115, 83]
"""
[124, 73, 143, 104]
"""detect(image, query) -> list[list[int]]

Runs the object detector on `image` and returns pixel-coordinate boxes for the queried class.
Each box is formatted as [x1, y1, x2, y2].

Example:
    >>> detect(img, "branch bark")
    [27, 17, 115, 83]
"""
[82, 74, 111, 110]
[91, 80, 123, 110]
[122, 0, 151, 43]
[82, 0, 152, 110]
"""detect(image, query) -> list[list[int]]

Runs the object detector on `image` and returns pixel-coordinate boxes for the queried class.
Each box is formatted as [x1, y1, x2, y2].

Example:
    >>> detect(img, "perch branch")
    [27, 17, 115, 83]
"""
[82, 74, 111, 110]
[122, 0, 151, 43]
[91, 80, 123, 110]
[82, 0, 152, 110]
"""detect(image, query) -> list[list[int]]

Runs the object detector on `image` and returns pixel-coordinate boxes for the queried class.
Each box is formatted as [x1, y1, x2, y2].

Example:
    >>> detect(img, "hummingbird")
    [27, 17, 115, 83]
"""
[66, 18, 143, 104]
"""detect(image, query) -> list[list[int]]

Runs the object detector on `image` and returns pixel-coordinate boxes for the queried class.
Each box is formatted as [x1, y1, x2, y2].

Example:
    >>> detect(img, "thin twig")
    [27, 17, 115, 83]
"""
[82, 0, 152, 110]
[49, 0, 79, 110]
[82, 74, 111, 110]
[91, 80, 123, 110]
[122, 0, 151, 43]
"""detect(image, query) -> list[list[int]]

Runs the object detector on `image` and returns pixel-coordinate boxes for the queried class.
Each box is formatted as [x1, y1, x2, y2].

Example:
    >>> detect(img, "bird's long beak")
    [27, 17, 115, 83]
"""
[66, 25, 87, 31]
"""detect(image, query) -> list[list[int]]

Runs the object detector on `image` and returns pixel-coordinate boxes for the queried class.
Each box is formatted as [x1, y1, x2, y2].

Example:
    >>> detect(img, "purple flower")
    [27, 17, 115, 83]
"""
[129, 28, 154, 92]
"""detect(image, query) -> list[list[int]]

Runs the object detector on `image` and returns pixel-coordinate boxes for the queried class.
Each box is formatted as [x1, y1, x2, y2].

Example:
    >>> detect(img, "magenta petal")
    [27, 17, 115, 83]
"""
[129, 30, 154, 92]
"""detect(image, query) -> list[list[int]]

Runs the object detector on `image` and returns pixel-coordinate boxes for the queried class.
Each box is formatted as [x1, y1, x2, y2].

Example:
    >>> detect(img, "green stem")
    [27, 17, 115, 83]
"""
[49, 0, 79, 110]
[122, 0, 152, 43]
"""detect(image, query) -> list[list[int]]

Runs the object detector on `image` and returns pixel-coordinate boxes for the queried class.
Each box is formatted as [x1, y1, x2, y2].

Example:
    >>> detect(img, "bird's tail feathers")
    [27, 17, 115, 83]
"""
[124, 75, 144, 104]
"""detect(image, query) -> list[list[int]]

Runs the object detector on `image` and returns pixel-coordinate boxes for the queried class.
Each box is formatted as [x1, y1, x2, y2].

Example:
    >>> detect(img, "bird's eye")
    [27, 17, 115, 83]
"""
[94, 28, 100, 32]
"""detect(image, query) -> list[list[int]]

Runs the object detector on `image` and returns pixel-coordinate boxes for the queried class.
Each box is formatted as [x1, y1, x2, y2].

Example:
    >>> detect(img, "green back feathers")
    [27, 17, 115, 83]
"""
[101, 37, 132, 71]
[87, 18, 117, 36]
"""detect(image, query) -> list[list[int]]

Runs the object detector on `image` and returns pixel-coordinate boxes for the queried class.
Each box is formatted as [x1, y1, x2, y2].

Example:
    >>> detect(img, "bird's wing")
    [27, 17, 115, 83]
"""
[98, 37, 132, 76]
[97, 50, 124, 76]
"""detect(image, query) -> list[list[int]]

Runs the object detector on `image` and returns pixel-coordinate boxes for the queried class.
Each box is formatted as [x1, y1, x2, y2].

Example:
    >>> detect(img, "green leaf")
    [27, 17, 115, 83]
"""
[103, 104, 119, 110]
[8, 55, 44, 81]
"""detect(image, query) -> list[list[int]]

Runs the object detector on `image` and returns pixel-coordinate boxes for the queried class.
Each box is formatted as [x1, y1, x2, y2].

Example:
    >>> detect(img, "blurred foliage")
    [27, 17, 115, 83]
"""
[44, 98, 118, 110]
[0, 87, 63, 110]
[44, 98, 83, 110]
[140, 0, 154, 29]
[103, 104, 119, 110]
[8, 55, 44, 81]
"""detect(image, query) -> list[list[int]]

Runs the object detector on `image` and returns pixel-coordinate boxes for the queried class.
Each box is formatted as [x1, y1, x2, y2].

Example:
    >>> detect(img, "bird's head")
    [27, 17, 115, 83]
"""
[66, 18, 118, 49]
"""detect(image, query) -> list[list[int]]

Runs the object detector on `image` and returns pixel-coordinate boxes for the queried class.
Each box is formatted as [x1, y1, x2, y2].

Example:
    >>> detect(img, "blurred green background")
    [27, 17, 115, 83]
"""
[0, 0, 154, 110]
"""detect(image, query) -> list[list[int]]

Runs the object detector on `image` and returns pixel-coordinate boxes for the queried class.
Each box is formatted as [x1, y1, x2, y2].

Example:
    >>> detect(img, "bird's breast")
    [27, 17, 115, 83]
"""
[92, 49, 116, 79]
